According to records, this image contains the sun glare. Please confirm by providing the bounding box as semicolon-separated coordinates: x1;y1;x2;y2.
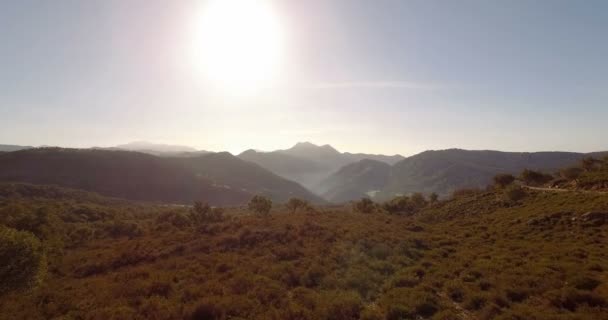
193;0;285;94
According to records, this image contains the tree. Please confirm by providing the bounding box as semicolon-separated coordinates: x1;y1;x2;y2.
410;193;428;209
190;201;211;224
248;195;272;215
0;226;46;296
286;198;308;214
493;173;516;188
382;193;429;215
560;167;583;181
581;157;600;172
429;193;439;203
354;198;376;214
520;169;553;186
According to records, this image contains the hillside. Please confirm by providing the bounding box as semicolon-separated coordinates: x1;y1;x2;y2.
239;142;404;192
172;152;325;204
319;159;391;203
320;149;605;202
384;149;598;198
1;177;606;319
0;148;321;205
239;149;329;190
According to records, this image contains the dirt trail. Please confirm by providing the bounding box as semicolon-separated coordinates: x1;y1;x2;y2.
523;186;608;194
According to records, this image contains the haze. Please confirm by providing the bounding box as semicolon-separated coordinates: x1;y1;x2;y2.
1;0;607;155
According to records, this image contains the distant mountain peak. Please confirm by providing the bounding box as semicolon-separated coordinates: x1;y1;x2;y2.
292;141;319;148
289;142;340;153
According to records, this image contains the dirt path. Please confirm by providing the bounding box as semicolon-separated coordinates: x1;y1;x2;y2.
523;185;608;194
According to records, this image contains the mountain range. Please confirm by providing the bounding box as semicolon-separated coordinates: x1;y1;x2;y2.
0;141;605;204
239;142;404;191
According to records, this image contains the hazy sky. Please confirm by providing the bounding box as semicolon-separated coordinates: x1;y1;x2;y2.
1;0;607;156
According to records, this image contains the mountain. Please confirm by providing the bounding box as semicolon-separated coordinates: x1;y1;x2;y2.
238;142;404;192
320;149;607;202
0;144;33;152
109;141;211;157
319;159;391;203
383;149;592;197
115;141;198;153
0;148;322;205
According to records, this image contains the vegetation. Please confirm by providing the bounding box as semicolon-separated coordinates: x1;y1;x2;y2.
493;173;515;188
286;198;310;214
1;157;608;319
248;195;273;215
0;225;46;296
520;169;553;186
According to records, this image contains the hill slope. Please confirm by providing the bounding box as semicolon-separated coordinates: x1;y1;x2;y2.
319;159;391;203
0;148;321;205
172;152;325;204
320;149;606;202
384;149;593;197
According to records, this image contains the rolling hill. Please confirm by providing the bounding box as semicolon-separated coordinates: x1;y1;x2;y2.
0;148;322;205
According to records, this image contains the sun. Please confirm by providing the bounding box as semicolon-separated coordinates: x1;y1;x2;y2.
193;0;285;94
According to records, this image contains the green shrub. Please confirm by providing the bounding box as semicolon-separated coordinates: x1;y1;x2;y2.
286;198;309;214
0;226;46;295
503;185;527;202
520;169;553;186
354;198;377;214
493;173;516;188
248;195;272;215
561;167;584;180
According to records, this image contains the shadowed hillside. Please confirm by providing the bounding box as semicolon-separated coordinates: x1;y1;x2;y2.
319;159;391;203
0;148;322;205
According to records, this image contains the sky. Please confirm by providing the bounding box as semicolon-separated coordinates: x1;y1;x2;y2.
1;0;607;156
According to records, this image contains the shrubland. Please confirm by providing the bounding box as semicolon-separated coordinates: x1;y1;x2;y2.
1;160;607;320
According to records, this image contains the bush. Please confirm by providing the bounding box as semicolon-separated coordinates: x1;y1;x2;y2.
248;195;272;215
190;302;222;320
316;291;362;320
354;198;376;214
286;198;309;214
520;169;553;186
503;185;527;202
451;188;482;199
0;226;46;296
383;194;427;215
560;167;584;180
571;276;601;291
493;173;516;188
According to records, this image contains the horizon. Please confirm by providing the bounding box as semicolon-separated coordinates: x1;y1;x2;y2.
2;0;608;155
2;140;606;157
